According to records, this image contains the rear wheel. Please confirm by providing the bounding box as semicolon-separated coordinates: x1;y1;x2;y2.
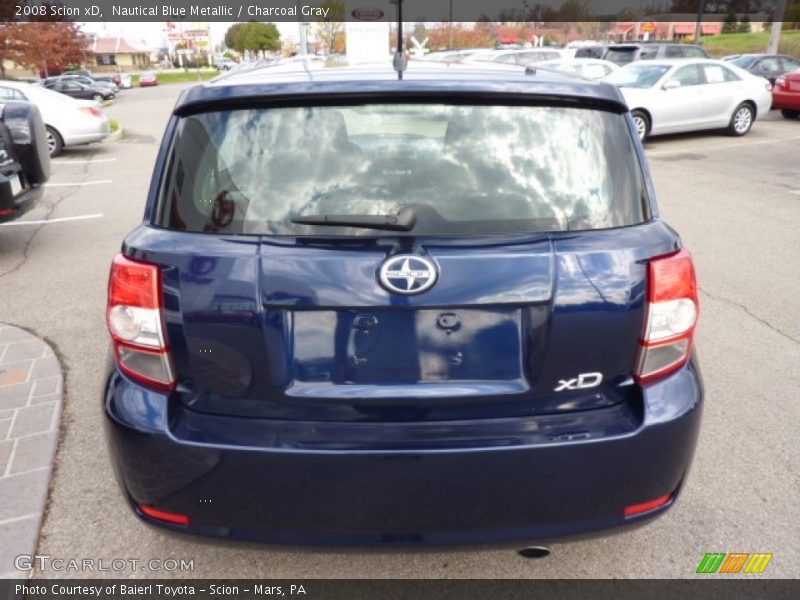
45;126;63;158
631;110;650;142
727;103;754;136
781;109;800;119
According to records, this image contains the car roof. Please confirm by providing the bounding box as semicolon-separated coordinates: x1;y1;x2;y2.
175;61;627;115
622;58;725;68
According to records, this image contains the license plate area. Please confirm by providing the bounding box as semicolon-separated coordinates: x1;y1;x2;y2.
292;308;522;384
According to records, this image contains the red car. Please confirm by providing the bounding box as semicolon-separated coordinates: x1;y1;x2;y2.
138;72;159;87
773;69;800;119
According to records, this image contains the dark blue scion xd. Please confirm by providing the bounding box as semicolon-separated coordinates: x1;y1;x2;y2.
104;64;703;547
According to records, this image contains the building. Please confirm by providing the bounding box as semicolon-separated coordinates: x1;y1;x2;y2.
89;36;150;70
610;15;768;42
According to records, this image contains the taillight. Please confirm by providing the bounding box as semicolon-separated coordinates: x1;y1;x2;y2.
775;76;786;89
107;254;175;391
635;249;699;384
80;106;102;118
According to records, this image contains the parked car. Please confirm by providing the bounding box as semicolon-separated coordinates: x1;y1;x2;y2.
104;62;703;547
138;71;158;87
772;69;800;119
214;58;238;71
606;59;772;141
0;81;110;156
587;43;709;66
43;79;116;102
465;48;566;67
724;54;800;85
536;58;621;80
45;75;118;94
118;74;133;89
0;101;49;223
91;75;122;93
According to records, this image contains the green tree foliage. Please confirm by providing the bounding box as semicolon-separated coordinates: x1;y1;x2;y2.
224;23;246;51
224;22;280;54
737;14;752;34
722;10;738;34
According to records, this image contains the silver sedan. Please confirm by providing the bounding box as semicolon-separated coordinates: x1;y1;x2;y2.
605;58;773;141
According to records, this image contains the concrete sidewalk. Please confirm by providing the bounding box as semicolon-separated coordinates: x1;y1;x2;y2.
0;325;63;578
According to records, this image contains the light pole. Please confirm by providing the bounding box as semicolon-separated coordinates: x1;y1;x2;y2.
768;0;787;54
694;0;706;44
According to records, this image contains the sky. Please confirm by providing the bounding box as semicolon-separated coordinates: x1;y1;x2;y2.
78;22;306;50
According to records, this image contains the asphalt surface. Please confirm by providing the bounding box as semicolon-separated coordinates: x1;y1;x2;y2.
1;83;798;578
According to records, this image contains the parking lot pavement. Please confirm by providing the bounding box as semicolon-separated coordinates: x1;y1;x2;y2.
0;85;798;578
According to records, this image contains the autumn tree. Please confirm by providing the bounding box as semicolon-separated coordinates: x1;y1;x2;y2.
1;21;86;77
316;0;346;54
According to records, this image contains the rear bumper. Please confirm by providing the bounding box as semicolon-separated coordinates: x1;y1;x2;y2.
104;359;703;547
771;90;800;111
0;183;42;223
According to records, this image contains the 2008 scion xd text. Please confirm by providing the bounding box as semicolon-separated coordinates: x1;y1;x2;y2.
104;62;703;546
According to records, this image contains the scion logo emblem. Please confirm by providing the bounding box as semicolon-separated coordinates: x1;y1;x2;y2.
554;372;603;392
379;255;438;295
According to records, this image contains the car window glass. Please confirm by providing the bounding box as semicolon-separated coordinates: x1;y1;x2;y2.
781;57;800;71
0;86;25;100
758;57;781;73
664;46;683;58
703;65;726;83
683;47;706;58
157;104;647;236
722;66;741;81
669;65;704;86
638;47;658;59
493;54;517;64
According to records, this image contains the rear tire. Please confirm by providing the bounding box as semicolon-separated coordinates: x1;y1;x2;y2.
631;110;650;142
727;103;754;136
781;109;800;119
45;126;63;158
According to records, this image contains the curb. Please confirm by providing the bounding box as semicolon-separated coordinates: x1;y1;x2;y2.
0;325;64;579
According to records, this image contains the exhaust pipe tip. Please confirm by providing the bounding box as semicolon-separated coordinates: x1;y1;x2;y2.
517;546;551;559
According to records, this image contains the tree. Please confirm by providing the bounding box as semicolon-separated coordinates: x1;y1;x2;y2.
722;9;738;33
737;14;752;33
224;23;246;51
242;22;281;53
316;0;346;54
1;21;86;77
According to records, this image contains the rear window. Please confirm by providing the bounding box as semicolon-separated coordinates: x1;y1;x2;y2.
156;103;647;237
605;47;638;65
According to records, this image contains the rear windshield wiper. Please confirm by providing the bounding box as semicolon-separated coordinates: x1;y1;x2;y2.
291;206;416;232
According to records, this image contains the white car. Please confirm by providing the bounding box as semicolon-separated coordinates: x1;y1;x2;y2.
537;58;620;80
0;80;110;156
464;48;566;67
605;59;773;141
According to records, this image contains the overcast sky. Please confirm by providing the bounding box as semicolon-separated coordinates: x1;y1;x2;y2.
79;22;305;50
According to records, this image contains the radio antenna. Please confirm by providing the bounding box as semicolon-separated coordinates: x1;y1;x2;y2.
392;0;407;80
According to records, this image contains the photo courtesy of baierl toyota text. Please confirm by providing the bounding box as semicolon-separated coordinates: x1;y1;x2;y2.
1;0;799;598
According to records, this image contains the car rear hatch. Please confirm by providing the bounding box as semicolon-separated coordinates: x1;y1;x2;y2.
119;93;681;424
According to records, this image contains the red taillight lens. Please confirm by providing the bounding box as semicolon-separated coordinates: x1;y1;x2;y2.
624;493;673;517
775;76;786;89
80;106;102;118
636;249;699;384
138;504;190;525
107;254;175;391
